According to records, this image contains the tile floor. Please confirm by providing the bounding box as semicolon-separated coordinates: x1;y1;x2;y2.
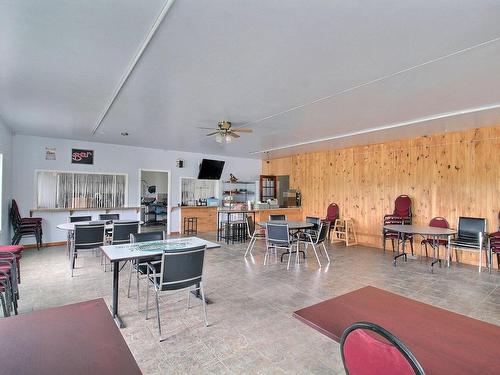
16;234;500;374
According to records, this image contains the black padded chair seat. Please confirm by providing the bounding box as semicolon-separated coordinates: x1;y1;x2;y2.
449;238;482;249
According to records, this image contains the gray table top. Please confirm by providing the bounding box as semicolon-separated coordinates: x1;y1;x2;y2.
100;236;220;262
384;224;456;236
258;221;314;230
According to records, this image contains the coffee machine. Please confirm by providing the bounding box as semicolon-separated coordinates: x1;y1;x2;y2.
283;190;301;207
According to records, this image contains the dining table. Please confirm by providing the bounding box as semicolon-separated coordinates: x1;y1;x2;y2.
100;236;220;328
258;220;315;261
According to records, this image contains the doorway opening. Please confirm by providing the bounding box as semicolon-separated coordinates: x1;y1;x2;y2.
139;169;171;234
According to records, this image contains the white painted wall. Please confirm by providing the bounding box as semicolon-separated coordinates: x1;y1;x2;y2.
12;134;261;243
141;170;169;195
0;119;13;244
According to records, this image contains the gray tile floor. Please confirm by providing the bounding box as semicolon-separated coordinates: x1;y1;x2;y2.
16;235;500;374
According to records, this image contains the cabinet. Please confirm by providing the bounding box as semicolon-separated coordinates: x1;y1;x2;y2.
259;175;277;202
222;181;257;209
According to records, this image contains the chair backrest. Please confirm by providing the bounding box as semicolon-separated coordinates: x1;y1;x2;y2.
158;245;206;291
246;215;256;237
429;217;449;229
99;213;120;221
326;203;339;222
316;222;330;244
269;214;287;221
305;216;321;231
74;223;105;250
457;217;486;241
266;223;290;245
394;195;412;218
69;215;92;223
340;322;425;375
11;199;22;222
111;220;139;244
130;231;165;243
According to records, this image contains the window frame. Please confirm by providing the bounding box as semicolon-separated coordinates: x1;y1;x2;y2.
34;169;129;209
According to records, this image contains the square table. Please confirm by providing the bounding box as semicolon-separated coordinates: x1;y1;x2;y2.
101;236;220;328
0;299;141;375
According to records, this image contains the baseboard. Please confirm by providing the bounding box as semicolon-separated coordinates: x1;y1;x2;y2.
23;241;66;249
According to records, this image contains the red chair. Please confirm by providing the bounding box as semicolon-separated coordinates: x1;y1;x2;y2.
489;211;500;273
382;195;413;254
340;321;425;375
0;245;23;283
0;250;20;316
421;217;449;258
325;203;339;239
10;199;43;250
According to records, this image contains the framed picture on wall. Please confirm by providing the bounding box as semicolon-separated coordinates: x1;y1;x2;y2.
71;149;94;164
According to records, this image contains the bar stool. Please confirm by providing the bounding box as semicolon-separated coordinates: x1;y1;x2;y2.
183;217;198;235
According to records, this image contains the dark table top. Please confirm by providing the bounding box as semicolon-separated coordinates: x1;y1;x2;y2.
383;224;456;236
0;299;142;375
257;221;314;230
294;286;500;375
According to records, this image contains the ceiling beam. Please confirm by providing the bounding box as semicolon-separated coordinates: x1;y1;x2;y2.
91;0;177;135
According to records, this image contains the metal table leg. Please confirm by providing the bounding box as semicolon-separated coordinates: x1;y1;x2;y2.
111;260;124;328
393;232;407;266
191;282;212;304
430;235;442;273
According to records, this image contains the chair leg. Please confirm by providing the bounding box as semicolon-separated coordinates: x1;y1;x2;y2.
200;282;208;327
409;237;414;256
391;239;395;252
311;242;321;267
322;242;331;263
244;236;255;257
145;280;150;320
0;293;8;317
287;246;292;270
155;290;161;337
187;287;191;310
136;269;141;312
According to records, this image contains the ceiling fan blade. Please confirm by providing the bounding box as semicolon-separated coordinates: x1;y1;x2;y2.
197;126;216;130
205;132;219;136
232;128;253;133
229;131;240;138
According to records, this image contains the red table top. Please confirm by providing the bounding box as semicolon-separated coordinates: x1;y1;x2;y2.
294;286;500;375
0;299;141;375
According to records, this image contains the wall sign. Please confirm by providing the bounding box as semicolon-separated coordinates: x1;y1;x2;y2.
71;149;94;164
45;147;56;160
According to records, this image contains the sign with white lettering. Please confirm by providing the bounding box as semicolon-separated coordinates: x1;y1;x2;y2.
71;149;94;164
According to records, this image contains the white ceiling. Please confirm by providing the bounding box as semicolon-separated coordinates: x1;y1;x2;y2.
1;0;500;159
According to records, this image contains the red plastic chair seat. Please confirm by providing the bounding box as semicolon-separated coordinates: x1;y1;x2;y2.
343;329;415;375
0;245;24;253
20;217;42;224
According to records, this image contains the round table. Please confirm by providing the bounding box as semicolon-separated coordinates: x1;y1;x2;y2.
383;224;457;272
57;221;112;231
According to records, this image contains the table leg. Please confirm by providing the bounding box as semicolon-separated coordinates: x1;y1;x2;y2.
430;235;442;273
191;282;212;304
111;261;124;328
393;232;407;266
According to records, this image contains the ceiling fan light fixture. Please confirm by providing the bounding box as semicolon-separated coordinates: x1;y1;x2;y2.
225;134;232;143
215;133;223;143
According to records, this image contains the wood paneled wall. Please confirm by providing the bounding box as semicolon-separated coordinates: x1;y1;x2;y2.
263;126;500;267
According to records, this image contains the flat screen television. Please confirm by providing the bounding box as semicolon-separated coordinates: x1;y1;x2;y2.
197;159;225;180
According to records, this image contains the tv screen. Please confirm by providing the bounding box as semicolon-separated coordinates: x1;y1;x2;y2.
197;159;225;180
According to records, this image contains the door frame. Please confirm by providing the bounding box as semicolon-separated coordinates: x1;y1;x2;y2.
138;169;172;235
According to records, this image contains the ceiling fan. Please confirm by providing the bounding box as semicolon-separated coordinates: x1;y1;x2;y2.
199;121;252;143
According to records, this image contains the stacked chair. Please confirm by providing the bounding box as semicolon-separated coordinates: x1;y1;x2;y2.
489;211;500;273
0;245;23;317
382;195;414;254
10;199;43;250
325;203;339;239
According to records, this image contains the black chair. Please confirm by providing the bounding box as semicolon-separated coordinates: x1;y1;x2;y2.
69;216;92;223
127;231;165;309
244;215;266;257
10;199;42;250
265;223;301;269
269;214;287;221
71;223;105;277
340;321;425;375
449;217;487;271
99;213;120;222
305;216;321;234
145;245;208;340
111;220;140;245
299;221;331;267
